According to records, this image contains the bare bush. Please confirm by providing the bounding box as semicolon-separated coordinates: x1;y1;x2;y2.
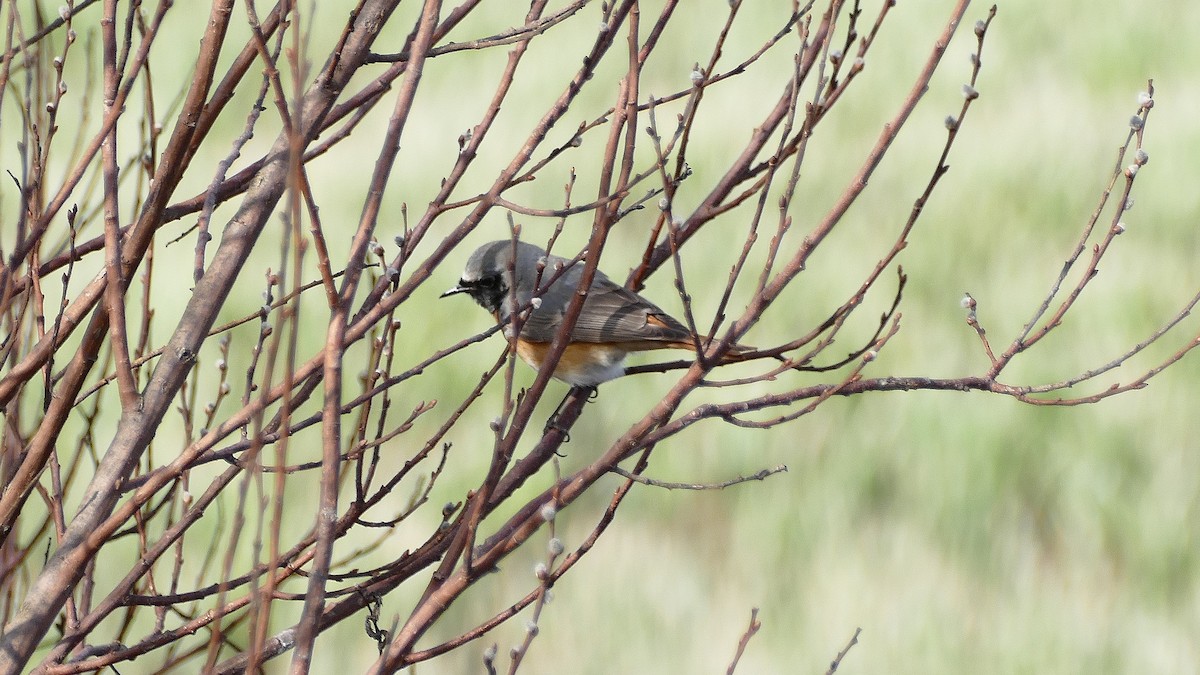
0;1;1193;673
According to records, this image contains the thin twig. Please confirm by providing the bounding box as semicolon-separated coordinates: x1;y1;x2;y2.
726;608;762;675
609;465;787;491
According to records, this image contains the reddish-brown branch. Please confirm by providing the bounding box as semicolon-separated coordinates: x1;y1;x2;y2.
726;608;763;675
100;0;139;409
294;1;442;671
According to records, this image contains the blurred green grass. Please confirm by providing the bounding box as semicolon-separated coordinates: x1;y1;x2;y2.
10;0;1200;672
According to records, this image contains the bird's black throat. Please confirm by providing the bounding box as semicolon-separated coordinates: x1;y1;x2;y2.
459;273;506;314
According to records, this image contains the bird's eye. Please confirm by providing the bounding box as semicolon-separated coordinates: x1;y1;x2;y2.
478;275;499;289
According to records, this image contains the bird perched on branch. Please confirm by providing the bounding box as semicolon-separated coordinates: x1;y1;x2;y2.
442;240;744;386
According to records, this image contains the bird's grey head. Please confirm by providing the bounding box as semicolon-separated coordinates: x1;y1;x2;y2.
440;240;549;318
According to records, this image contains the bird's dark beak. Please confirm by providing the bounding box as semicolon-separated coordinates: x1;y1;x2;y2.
440;283;468;299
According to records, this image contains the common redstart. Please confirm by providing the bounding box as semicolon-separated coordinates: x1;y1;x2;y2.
442;240;731;386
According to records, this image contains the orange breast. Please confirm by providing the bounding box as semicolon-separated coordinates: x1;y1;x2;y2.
511;332;700;386
514;340;630;386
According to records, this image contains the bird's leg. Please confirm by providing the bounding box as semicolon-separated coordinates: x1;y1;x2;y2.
543;392;572;441
542;385;598;442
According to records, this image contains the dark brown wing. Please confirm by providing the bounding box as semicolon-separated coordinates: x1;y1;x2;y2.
571;279;691;344
519;273;690;345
